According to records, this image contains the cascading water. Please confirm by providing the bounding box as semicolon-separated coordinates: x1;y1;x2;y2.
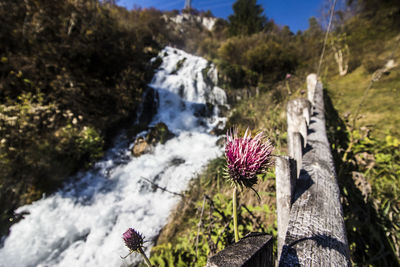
0;47;228;267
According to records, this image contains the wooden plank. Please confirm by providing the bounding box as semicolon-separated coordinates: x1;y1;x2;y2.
206;234;273;267
275;156;297;260
292;132;303;178
287;98;310;178
287;98;311;157
307;73;317;105
279;78;350;266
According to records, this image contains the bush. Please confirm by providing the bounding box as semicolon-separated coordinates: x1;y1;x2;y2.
216;33;298;88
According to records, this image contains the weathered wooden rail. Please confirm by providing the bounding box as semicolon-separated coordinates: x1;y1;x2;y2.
276;74;350;266
206;233;273;267
205;74;350;266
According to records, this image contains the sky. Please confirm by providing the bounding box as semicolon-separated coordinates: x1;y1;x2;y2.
118;0;325;32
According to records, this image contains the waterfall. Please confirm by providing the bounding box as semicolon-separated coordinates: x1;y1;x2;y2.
0;47;228;267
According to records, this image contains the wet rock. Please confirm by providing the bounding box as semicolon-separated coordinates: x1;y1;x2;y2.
192;103;214;118
170;57;186;75
170;157;185;166
151;56;163;69
132;122;175;157
132;137;152;157
217;105;229;117
216;136;226;148
210;121;226;136
138;87;159;127
146;122;175;145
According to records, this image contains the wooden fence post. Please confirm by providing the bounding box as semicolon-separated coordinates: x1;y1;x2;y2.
287;98;311;177
275;156;297;260
307;73;317;105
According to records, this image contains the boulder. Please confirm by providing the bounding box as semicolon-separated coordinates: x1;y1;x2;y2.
146;122;175;145
132;122;175;157
132;137;151;157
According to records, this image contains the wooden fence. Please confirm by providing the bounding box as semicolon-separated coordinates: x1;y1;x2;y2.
206;74;350;266
276;74;350;266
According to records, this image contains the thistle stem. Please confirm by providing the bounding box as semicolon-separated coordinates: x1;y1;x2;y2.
139;247;152;267
233;185;239;243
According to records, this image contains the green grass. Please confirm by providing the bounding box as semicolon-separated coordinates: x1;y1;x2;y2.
323;36;400;265
325;48;400;139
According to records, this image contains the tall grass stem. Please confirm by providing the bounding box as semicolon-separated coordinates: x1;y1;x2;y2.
139;247;152;267
233;185;239;243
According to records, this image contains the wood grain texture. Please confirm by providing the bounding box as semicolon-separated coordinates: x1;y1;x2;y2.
275;156;297;260
287;98;311;159
279;79;351;266
206;233;273;267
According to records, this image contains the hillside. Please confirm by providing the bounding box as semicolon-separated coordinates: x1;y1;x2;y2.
148;1;400;266
0;0;399;266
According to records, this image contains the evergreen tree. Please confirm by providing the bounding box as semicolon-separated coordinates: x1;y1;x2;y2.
228;0;267;36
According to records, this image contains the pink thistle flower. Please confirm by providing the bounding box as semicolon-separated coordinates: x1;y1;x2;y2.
225;128;274;187
122;228;144;252
286;73;292;79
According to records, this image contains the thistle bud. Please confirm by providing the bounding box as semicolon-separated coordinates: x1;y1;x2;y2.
122;228;144;252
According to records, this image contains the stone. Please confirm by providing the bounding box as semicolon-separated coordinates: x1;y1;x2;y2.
169;157;185;166
131;122;175;157
146;122;175;145
132;137;151;157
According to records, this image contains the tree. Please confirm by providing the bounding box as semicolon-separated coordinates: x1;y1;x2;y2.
228;0;267;36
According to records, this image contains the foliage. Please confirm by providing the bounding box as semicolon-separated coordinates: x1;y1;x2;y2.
228;0;267;36
150;185;276;266
0;0;170;233
351;132;400;262
324;85;400;266
215;33;299;89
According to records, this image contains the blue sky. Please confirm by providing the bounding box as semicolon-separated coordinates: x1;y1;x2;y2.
118;0;324;32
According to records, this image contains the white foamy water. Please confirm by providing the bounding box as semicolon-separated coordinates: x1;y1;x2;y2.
0;47;228;267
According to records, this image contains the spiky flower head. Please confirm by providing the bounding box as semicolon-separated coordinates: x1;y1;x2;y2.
225;128;274;188
122;228;144;252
